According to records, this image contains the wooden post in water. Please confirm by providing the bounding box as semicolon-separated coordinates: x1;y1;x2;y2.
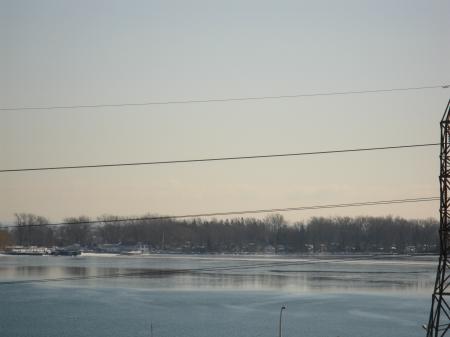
278;305;286;337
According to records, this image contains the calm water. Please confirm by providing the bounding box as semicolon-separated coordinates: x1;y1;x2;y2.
0;254;438;337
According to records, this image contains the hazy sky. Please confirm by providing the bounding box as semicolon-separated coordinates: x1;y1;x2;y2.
1;0;450;224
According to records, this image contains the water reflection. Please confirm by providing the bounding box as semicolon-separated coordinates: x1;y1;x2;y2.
0;255;436;294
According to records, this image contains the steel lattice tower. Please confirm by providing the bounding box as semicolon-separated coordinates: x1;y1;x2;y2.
427;100;450;337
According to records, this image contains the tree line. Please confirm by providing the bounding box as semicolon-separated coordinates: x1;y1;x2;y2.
0;213;439;253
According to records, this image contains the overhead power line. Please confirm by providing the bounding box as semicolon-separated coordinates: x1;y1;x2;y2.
1;84;448;111
0;142;439;173
1;197;439;230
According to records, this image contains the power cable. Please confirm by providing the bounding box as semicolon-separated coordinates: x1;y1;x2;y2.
1;85;448;111
0;197;439;230
0;142;439;173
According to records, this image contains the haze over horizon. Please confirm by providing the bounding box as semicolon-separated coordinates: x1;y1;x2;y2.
1;0;450;224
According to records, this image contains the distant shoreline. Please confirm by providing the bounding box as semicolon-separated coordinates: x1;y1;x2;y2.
0;251;439;259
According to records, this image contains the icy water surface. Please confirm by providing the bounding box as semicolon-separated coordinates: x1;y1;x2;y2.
0;254;438;337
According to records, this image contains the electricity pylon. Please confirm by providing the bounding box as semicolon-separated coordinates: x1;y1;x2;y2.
427;100;450;337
